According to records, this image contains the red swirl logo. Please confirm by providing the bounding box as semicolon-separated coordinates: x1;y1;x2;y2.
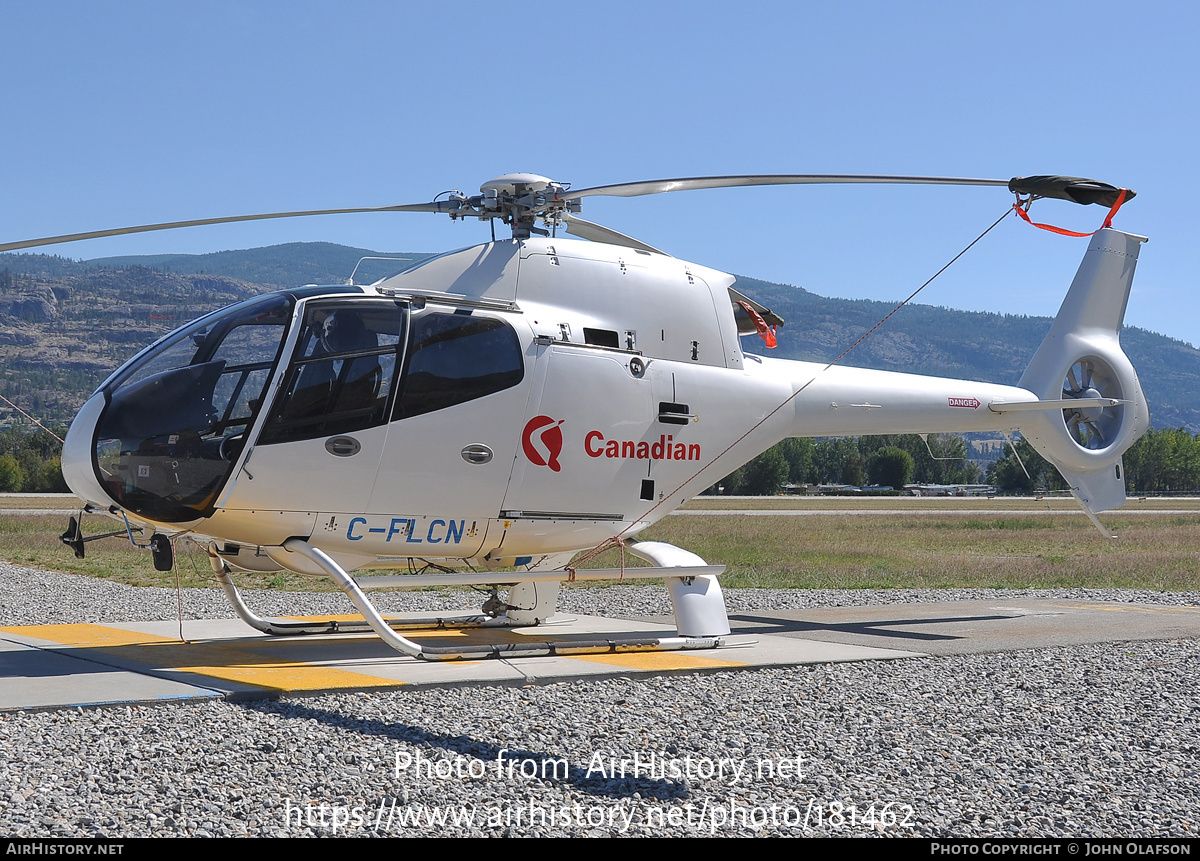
522;415;564;472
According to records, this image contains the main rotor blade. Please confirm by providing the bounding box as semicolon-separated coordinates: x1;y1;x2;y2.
561;214;665;254
0;201;454;254
561;174;1011;202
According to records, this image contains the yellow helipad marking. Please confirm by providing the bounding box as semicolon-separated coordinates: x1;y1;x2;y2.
1;623;175;647
2;623;403;692
1;622;744;685
169;644;403;691
569;652;746;670
258;628;475;641
1058;604;1200;615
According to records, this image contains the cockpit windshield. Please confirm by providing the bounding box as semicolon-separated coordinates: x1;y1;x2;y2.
93;293;294;522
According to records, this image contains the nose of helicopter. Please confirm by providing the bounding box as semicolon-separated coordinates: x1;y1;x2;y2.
57;291;300;525
61;392;113;510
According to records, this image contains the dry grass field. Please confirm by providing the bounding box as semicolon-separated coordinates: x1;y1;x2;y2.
2;494;1199;592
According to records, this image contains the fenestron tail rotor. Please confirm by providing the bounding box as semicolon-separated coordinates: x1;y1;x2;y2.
1061;357;1124;451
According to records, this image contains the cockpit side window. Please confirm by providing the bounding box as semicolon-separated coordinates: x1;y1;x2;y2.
394;311;524;420
257;301;404;445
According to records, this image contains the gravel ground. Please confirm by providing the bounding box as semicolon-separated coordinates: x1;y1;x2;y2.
1;561;1198;838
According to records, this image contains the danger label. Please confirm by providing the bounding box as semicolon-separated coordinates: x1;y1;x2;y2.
948;397;981;409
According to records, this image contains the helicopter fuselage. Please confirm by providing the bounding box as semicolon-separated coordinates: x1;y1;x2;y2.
61;235;1126;575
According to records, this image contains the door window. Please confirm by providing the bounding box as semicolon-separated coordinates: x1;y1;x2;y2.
394;311;524;420
258;301;404;445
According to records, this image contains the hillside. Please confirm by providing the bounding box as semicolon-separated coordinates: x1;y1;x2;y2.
1;243;1198;431
86;242;432;291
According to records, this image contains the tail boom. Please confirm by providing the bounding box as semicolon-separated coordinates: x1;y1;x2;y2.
752;229;1148;515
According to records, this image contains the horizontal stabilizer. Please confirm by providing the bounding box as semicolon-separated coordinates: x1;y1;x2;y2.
990;397;1126;414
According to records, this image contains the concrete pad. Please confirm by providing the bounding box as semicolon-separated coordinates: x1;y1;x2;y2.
722;598;1200;656
7;598;1198;712
0;611;921;712
0;633;222;712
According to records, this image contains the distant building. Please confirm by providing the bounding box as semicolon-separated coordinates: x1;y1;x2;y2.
903;483;995;497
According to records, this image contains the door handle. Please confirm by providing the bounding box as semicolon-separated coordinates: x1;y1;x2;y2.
461;444;494;465
325;436;361;457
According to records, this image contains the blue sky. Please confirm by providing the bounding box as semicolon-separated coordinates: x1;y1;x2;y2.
3;1;1197;346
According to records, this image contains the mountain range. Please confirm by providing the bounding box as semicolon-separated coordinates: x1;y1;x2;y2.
2;241;1198;432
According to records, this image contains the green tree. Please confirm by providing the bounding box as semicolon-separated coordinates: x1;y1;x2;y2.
777;437;815;484
0;453;25;492
813;438;864;486
39;456;69;492
990;451;1034;493
0;425;70;491
866;446;913;489
742;448;789;495
1123;427;1200;492
716;465;745;495
987;437;1060;492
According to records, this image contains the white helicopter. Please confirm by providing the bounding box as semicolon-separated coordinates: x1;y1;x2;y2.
2;173;1147;660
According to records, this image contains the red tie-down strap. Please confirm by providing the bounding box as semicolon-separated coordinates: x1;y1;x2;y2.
1013;188;1129;237
737;301;777;348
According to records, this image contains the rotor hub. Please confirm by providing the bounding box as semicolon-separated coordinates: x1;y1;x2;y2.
480;173;556;196
1078;386;1104;422
1061;358;1123;451
446;174;579;239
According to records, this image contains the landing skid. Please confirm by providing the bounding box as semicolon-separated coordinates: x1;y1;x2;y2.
207;539;734;661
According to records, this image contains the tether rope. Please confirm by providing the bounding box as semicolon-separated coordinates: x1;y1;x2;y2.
0;392;65;443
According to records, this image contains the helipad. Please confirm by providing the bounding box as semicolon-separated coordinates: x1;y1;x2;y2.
3;598;1198;712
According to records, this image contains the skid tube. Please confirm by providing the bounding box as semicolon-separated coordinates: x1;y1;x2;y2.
210;540;729;660
209;544;507;636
